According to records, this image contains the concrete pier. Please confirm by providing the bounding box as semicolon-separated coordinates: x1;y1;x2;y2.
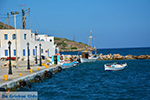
0;61;60;90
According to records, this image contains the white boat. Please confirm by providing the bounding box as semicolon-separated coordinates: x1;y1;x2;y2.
80;56;99;63
104;63;127;71
80;50;99;63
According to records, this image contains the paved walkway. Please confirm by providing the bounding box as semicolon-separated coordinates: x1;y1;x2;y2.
0;60;55;85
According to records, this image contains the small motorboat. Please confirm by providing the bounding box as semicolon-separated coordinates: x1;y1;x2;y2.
104;63;127;71
62;61;79;69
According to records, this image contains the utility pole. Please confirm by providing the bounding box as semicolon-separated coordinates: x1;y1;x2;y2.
28;8;31;29
7;13;9;29
3;13;9;29
20;4;26;29
73;34;75;41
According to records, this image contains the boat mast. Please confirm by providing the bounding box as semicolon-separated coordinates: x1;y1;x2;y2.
89;30;93;48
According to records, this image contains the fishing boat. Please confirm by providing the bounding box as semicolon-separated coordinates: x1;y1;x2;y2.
104;63;127;71
61;61;78;69
80;50;99;63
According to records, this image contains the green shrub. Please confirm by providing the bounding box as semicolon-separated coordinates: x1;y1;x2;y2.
71;47;77;49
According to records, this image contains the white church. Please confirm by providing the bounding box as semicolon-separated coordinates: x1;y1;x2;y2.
0;29;58;60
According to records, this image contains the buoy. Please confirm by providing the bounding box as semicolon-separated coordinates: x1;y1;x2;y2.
58;66;62;72
3;75;8;81
29;69;33;73
19;73;22;76
34;75;41;82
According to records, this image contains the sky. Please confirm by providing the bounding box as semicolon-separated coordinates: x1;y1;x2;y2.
0;0;150;49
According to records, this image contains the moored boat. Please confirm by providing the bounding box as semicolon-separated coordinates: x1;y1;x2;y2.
62;61;78;69
104;63;127;71
80;50;98;63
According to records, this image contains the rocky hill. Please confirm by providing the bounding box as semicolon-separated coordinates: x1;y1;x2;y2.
54;37;96;52
0;22;14;29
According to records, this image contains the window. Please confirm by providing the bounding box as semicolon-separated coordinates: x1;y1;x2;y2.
5;50;8;56
4;34;8;40
23;49;25;56
41;39;44;41
24;34;26;40
14;50;16;56
33;49;35;56
12;34;16;40
50;39;52;42
31;34;32;38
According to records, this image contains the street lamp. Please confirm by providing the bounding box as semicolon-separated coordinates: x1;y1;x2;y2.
39;44;42;66
11;11;19;67
35;46;38;64
8;41;12;74
27;42;30;69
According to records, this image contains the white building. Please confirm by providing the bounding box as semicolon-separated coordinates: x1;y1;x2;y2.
0;29;58;60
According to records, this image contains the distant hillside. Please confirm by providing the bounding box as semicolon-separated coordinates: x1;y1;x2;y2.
54;37;96;52
0;22;14;29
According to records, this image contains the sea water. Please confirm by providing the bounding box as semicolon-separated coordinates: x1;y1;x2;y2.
18;48;150;100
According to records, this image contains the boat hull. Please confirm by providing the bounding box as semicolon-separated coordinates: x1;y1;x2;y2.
104;63;127;71
62;61;78;69
80;57;98;63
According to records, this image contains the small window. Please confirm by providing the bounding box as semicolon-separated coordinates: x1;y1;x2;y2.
50;39;52;42
12;34;16;40
4;34;8;40
33;49;35;56
24;34;26;40
31;34;32;38
5;50;8;56
14;50;16;56
41;39;44;41
23;49;25;56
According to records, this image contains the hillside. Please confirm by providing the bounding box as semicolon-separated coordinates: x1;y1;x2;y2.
0;22;14;29
54;37;96;52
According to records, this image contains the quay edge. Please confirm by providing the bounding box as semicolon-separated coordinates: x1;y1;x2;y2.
0;65;61;90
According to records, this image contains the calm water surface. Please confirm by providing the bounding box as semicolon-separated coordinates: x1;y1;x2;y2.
19;60;150;100
18;48;150;100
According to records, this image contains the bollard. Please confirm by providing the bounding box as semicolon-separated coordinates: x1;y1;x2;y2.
3;75;8;81
19;73;22;76
38;68;40;70
42;63;48;68
29;69;33;73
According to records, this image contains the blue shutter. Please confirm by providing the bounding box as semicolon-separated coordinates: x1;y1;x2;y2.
23;49;25;56
5;50;8;56
33;49;35;56
14;50;16;56
24;34;26;40
4;34;8;40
